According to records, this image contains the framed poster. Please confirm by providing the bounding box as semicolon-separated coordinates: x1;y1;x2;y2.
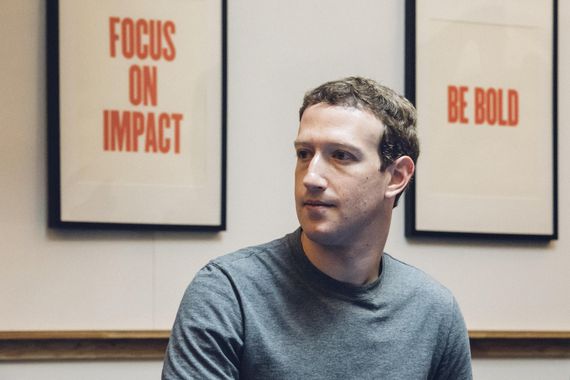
47;0;227;230
405;0;557;239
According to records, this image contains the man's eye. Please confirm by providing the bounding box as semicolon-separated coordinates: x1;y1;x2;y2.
332;150;354;161
296;150;311;160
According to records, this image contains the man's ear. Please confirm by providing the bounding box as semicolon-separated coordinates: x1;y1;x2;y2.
385;156;415;199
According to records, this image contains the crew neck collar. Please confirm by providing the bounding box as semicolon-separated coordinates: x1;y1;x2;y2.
287;228;389;301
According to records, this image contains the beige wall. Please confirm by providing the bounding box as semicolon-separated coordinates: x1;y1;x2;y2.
1;0;568;378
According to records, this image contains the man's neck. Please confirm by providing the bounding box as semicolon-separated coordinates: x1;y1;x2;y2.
300;232;387;286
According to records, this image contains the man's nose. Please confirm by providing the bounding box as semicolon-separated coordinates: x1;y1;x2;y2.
303;154;327;191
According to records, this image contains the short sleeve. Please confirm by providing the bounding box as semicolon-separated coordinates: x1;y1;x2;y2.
162;263;244;379
434;298;473;380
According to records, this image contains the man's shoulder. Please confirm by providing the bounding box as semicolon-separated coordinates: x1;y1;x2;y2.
383;253;455;306
206;231;295;276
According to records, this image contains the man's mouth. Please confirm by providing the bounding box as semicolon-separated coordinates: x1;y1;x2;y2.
304;200;334;207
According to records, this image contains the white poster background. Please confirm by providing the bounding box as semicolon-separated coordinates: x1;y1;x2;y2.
415;0;554;235
59;0;223;226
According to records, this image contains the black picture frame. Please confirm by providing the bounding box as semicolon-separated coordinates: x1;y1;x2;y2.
47;0;227;231
405;0;558;240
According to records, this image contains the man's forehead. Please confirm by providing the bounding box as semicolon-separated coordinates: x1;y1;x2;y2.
300;103;384;127
297;104;384;138
295;110;384;154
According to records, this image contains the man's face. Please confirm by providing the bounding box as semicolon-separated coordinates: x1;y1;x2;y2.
294;103;392;248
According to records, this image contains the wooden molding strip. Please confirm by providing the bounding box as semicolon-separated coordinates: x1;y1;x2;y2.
0;330;171;341
469;330;570;339
0;330;171;361
469;330;570;359
0;330;568;361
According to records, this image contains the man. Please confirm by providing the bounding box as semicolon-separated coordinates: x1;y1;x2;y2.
162;77;472;379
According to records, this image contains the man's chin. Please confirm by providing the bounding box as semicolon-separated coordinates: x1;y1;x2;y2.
300;225;340;246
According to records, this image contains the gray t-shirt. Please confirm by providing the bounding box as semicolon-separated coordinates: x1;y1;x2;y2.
163;229;472;379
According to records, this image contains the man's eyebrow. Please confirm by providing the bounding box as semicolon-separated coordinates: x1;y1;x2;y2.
293;140;362;152
294;140;315;149
293;141;307;148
